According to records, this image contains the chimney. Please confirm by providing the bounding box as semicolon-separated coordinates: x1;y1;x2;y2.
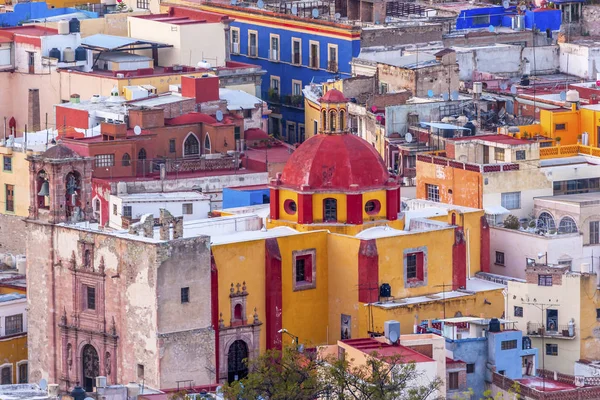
181;74;220;104
28;89;41;131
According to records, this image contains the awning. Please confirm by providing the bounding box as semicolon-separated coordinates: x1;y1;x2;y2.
484;205;510;215
80;34;173;52
420;122;472;130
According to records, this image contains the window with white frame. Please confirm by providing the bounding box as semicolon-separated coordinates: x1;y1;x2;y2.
309;41;319;69
5;314;23;335
292;38;302;65
270;34;280;61
292;80;302;96
248;31;258;57
558;217;578;234
327;44;338;72
591;221;600;244
501;192;521;210
426;184;440;202
95;154;115;167
231;28;240;54
17;362;27;383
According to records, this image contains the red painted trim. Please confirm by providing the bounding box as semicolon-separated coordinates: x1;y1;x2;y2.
269;188;279;220
346;193;363;224
14;36;41;47
265;238;282;350
452;228;467;290
210;252;219;383
480;216;491;273
386;188;400;221
358;240;379;303
298;193;313;224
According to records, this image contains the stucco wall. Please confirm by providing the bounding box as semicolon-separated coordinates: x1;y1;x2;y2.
446;339;488;399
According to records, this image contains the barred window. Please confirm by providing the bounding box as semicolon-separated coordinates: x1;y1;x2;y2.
5;314;23;335
514;306;523;317
501;340;517;350
501;192;521;210
426;184;440;202
136;0;149;9
95;154;114;167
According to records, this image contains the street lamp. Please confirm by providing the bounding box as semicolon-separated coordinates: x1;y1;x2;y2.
537;252;548;266
278;328;300;350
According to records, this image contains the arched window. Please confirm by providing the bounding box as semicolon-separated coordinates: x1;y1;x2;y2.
138;148;147;160
204;134;211;154
184;133;200;157
234;304;243;320
329;110;337;132
321;110;327;132
558;216;578;234
538;212;556;232
84;249;91;267
339;109;346;130
323;198;337;222
121;153;131;167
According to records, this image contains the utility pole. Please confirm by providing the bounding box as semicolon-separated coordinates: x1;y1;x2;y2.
523;301;558;392
434;283;453;319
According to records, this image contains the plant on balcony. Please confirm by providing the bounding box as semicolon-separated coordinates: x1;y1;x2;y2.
555;136;562;145
282;94;292;105
504;215;520;230
268;88;280;103
522;131;530;139
291;95;304;107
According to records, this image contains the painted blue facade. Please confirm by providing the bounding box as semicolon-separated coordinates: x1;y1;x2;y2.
445;337;488;399
0;2;98;27
229;15;360;143
456;6;560;32
222;187;270;209
487;330;538;379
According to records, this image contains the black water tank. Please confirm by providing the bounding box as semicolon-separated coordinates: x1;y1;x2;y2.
71;386;86;400
463;121;476;136
379;283;391;298
49;47;61;61
75;46;87;61
489;318;501;333
520;75;530;86
69;17;80;33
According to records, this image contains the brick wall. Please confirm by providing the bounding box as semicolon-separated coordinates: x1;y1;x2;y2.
0;213;27;255
444;30;533;47
583;5;600;37
525;266;568;285
361;24;443;47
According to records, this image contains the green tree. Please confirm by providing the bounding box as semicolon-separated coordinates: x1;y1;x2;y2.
222;346;442;400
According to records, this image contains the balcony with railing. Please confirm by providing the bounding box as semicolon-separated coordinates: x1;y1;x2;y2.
416;153;520;174
327;60;338;72
526;322;576;339
263;91;304;109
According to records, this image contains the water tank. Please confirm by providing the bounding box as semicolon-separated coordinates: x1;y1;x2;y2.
70;386;86;400
379;283;391;298
126;382;140;398
488;318;501;333
472;82;483;94
16;255;26;276
48;384;59;397
3;253;15;268
75;46;87;61
196;60;211;69
520;75;530;86
568;319;575;337
566;89;580;103
49;48;61;61
69;17;81;33
63;47;75;63
58;20;69;35
581;263;590;273
96;376;107;388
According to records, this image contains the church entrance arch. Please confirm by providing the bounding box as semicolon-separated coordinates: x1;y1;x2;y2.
82;344;99;392
227;340;249;383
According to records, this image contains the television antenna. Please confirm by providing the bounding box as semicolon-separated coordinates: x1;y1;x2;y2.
216;110;224;122
133;125;142;135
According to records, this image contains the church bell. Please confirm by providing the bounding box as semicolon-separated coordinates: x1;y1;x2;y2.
38;180;50;197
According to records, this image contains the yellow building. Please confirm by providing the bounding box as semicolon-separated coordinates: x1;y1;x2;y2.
0;275;28;385
507;264;600;375
0;147;38;218
211;104;505;383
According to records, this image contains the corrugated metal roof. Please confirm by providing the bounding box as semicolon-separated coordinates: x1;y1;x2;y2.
81;34;171;51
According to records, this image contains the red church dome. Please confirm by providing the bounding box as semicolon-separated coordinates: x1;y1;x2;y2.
319;89;348;103
280;134;393;191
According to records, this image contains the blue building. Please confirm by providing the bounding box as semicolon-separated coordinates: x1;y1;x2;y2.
222;186;270;209
0;2;98;27
421;317;538;399
456;5;560;33
201;3;361;144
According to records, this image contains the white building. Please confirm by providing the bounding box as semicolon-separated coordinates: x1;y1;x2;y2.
109;190;211;229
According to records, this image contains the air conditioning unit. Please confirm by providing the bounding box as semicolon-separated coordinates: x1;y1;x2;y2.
232;43;240;54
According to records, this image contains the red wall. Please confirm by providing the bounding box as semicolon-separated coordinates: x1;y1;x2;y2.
452;227;467;290
358;239;379;303
480;216;490;273
91;178;111;226
181;75;220;104
56;106;89;129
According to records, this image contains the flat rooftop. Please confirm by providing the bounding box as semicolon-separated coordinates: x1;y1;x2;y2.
517;377;577;392
535;192;600;205
0;293;25;303
0;25;58;38
0;384;49;400
448;134;529;146
117;191;210;202
342;338;434;363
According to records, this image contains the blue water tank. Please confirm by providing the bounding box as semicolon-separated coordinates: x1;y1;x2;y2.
70;386;86;400
69;17;80;33
75;46;87;61
49;47;61;61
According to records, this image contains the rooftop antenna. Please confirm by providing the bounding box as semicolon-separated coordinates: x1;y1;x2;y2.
133;125;142;135
312;8;319;18
216;110;224;122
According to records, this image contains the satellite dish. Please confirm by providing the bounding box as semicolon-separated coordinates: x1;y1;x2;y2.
451;91;459;100
488;25;495;32
389;330;399;343
334;12;341;19
385;16;392;23
291;4;297;15
502;0;510;8
442;93;449;101
559;91;567;101
405;132;413;143
312;8;319;18
427;89;434;98
257;0;264;8
85;398;95;400
510;85;518;94
216;110;224;122
500;82;508;90
231;0;237;5
520;4;526;11
133;125;142;135
39;379;48;390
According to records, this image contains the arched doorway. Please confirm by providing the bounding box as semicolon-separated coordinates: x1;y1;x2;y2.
227;340;248;383
82;344;99;392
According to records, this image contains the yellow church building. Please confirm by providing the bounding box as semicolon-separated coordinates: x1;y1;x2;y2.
211;89;505;382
